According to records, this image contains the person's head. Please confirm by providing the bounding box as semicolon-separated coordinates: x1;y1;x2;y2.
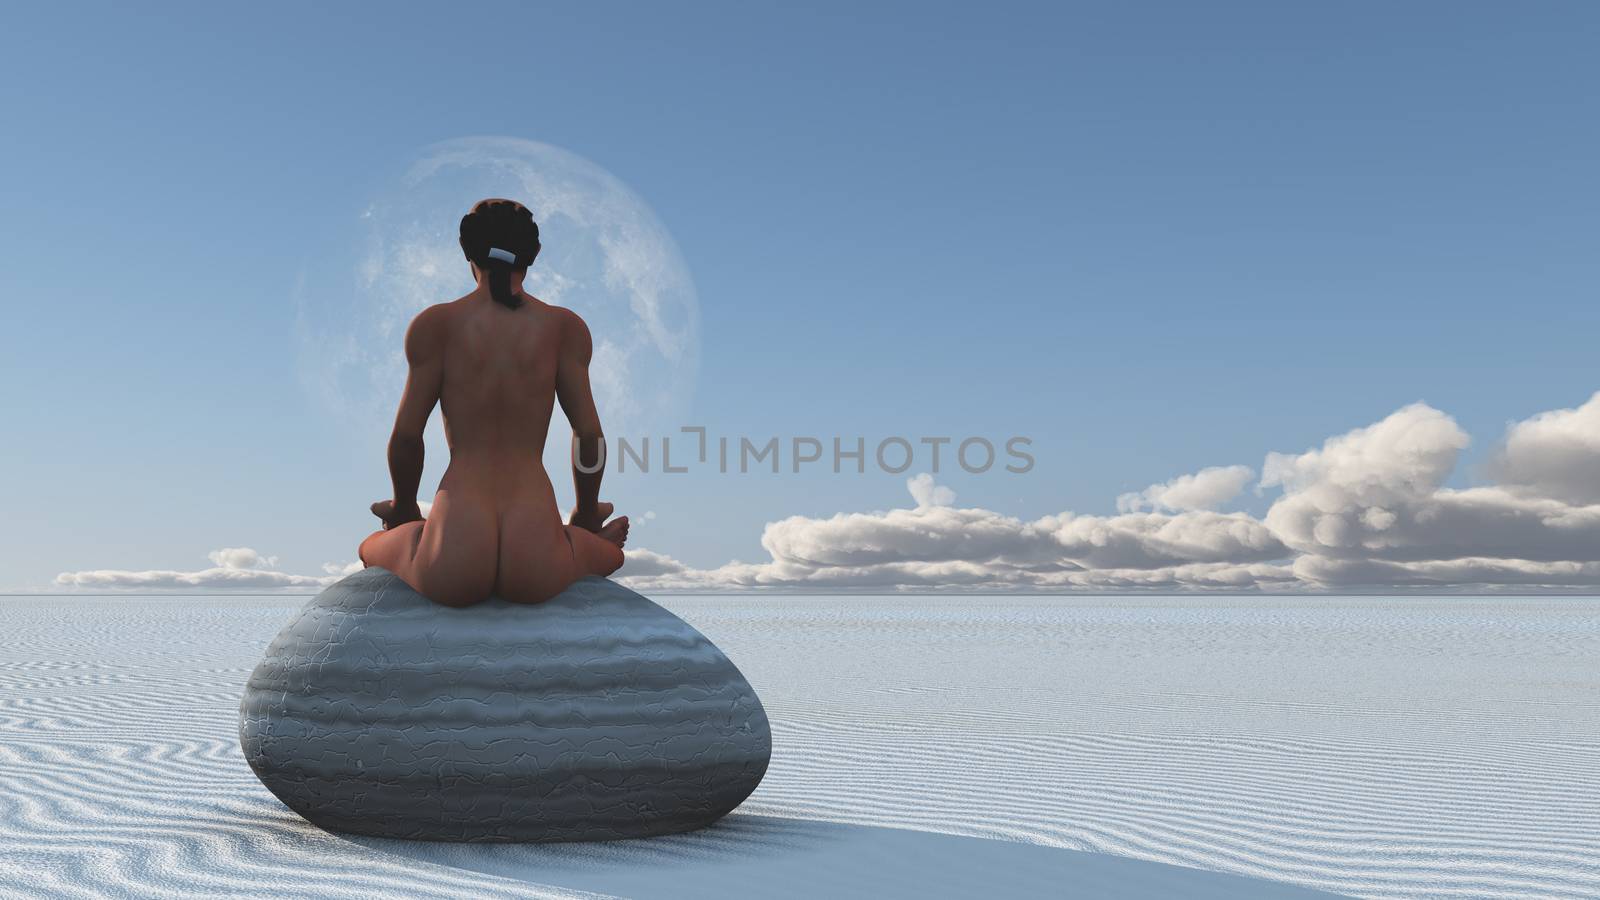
459;198;541;309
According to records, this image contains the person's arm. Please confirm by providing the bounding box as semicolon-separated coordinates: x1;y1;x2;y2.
371;308;444;529
554;309;607;532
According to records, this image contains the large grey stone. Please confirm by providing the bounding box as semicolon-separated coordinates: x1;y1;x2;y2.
239;567;771;842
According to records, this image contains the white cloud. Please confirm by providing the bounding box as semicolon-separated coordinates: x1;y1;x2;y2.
1261;403;1468;500
1261;402;1468;559
1261;403;1600;581
907;472;956;508
617;548;687;578
56;549;353;592
207;547;278;570
1040;510;1287;569
760;505;1060;569
1491;390;1600;505
1292;555;1600;589
1117;465;1254;513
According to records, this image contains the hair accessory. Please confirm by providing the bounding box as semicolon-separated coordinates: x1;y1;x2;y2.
486;247;517;264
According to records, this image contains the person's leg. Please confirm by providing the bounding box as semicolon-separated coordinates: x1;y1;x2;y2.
359;521;425;577
359;489;498;607
495;510;628;603
565;520;627;578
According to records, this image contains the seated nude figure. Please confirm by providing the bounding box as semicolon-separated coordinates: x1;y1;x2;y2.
359;198;628;607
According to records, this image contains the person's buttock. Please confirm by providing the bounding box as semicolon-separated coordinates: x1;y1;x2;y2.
430;457;574;604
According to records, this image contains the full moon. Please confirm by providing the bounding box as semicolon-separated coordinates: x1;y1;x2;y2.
295;136;701;483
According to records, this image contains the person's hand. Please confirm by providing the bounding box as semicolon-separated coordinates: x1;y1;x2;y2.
568;501;614;534
371;499;423;530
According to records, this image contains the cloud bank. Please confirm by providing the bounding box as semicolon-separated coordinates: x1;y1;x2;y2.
54;393;1600;593
55;551;358;592
618;393;1600;593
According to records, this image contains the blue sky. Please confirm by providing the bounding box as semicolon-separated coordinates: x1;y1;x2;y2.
5;3;1599;592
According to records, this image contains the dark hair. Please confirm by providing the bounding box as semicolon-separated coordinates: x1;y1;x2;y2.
459;198;541;309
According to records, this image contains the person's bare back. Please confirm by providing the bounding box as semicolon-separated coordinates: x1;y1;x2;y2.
358;199;628;607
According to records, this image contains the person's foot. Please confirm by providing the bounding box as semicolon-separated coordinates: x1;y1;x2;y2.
598;516;629;549
569;501;614;534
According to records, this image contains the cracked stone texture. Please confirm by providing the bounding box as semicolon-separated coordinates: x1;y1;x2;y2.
239;567;771;842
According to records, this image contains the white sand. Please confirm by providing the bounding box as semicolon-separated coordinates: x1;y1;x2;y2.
2;593;1596;898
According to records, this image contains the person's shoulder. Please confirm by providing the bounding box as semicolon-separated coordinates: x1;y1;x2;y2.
408;302;451;333
403;302;454;358
542;303;586;327
542;304;593;359
545;304;592;339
